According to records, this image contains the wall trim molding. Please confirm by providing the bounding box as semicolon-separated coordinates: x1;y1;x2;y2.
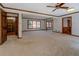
22;29;52;32
71;34;79;37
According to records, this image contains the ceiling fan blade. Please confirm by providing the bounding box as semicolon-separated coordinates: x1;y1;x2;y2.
59;3;65;7
52;9;56;12
60;7;69;9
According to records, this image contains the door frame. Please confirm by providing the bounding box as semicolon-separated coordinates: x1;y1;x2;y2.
62;16;72;35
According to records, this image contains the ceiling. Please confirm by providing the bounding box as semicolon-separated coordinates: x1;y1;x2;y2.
2;3;79;16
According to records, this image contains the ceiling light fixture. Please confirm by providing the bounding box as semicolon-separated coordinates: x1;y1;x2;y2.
67;8;75;12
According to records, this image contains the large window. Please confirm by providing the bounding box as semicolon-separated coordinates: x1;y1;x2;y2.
28;20;40;29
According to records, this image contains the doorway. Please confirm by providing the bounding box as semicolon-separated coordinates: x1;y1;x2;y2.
7;16;18;35
0;11;19;45
62;16;72;35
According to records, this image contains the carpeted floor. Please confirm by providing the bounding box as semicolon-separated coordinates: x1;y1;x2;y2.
0;31;79;56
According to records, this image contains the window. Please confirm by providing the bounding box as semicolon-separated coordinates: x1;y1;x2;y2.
28;20;40;29
29;21;33;28
47;21;52;28
33;21;36;28
37;21;40;28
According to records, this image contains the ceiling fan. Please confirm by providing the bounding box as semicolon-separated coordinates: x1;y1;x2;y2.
47;3;69;12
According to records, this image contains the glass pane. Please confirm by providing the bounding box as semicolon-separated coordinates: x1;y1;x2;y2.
33;21;36;28
29;25;32;28
29;21;32;25
29;21;33;28
47;22;51;28
63;19;68;27
37;21;40;28
49;22;51;27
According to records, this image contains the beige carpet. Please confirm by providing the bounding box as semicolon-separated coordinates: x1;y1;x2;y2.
0;31;79;56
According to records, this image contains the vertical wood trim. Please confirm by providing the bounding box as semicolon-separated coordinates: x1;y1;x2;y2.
62;18;63;33
0;9;1;44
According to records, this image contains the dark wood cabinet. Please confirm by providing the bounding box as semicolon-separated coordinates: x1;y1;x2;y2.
0;9;7;45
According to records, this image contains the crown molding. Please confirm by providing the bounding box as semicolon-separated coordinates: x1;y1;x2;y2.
58;11;79;17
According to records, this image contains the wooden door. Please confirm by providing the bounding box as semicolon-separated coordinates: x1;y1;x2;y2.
62;16;72;35
0;10;7;44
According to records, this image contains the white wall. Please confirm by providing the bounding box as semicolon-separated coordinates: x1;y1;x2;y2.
72;13;79;35
53;17;62;32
